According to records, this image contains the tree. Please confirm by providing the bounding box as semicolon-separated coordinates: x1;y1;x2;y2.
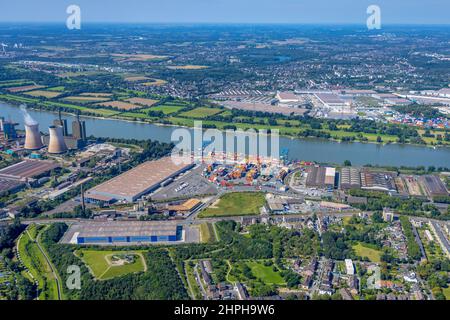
343;160;352;166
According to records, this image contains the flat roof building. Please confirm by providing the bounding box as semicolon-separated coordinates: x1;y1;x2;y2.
360;171;397;193
419;175;448;197
71;221;183;244
86;157;193;202
0;160;59;181
345;259;355;275
306;166;335;188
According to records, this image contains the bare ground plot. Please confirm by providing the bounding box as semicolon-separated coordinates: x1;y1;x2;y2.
62;96;111;103
125;97;159;107
6;84;45;93
220;100;307;116
96;100;141;110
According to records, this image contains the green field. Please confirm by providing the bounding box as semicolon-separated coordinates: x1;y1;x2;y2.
179;107;223;119
199;222;216;243
77;250;146;280
353;242;382;263
443;287;450;300
17;226;59;300
149;104;186;115
246;261;285;285
199;192;266;218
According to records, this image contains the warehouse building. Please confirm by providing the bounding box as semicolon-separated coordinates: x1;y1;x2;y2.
419;175;448;197
340;167;361;190
360;171;397;193
0;159;59;181
305;166;336;189
71;221;183;244
85;157;194;203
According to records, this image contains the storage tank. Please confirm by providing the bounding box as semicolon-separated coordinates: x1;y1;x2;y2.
48;125;67;154
24;124;43;150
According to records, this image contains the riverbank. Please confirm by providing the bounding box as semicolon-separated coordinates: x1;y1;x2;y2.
1;97;449;149
2;100;450;167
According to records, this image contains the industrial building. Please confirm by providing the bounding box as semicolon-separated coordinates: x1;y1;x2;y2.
69;221;183;244
0;159;59;181
305;166;336;188
167;198;202;215
360;171;397;193
418;175;448;197
47;125;68;154
24;123;43;150
42;111;87;151
86;157;194;203
0;177;25;195
0;117;18;140
340;167;361;190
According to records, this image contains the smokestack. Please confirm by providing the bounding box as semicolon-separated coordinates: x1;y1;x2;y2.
48;125;67;154
24;124;43;150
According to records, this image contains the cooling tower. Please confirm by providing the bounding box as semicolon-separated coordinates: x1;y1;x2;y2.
48;125;67;154
24;124;43;150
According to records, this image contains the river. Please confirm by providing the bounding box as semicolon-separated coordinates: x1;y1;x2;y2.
1;101;449;167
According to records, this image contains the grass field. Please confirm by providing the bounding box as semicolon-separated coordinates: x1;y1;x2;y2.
246;261;285;285
199;192;266;218
179;107;223;119
199;222;216;243
443;287;450;300
17;226;59;300
148;104;185;115
353;242;382;263
77;250;146;280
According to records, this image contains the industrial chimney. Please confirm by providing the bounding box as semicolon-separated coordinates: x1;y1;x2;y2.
24;123;43;150
48;125;67;154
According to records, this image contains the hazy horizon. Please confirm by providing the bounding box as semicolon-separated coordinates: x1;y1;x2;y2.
0;0;449;25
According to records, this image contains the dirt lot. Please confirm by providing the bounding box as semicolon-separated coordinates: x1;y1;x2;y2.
96;100;141;110
125;97;159;107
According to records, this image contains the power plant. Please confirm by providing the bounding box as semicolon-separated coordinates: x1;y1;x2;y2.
47;125;68;154
24;123;43;150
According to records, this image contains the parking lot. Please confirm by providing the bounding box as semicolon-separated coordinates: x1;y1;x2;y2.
151;166;218;201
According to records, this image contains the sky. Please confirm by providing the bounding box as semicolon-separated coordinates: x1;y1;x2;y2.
0;0;449;24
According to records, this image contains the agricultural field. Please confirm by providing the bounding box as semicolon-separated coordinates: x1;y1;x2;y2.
6;84;45;93
62;96;111;103
352;242;382;263
199;192;266;218
111;53;168;62
124;76;152;82
79;92;113;97
179;107;223;119
167;65;209;70
46;86;65;92
148;104;186;115
96;100;141;111
76;250;146;280
125;97;159;107
0;79;34;88
142;79;167;86
24;90;62;98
